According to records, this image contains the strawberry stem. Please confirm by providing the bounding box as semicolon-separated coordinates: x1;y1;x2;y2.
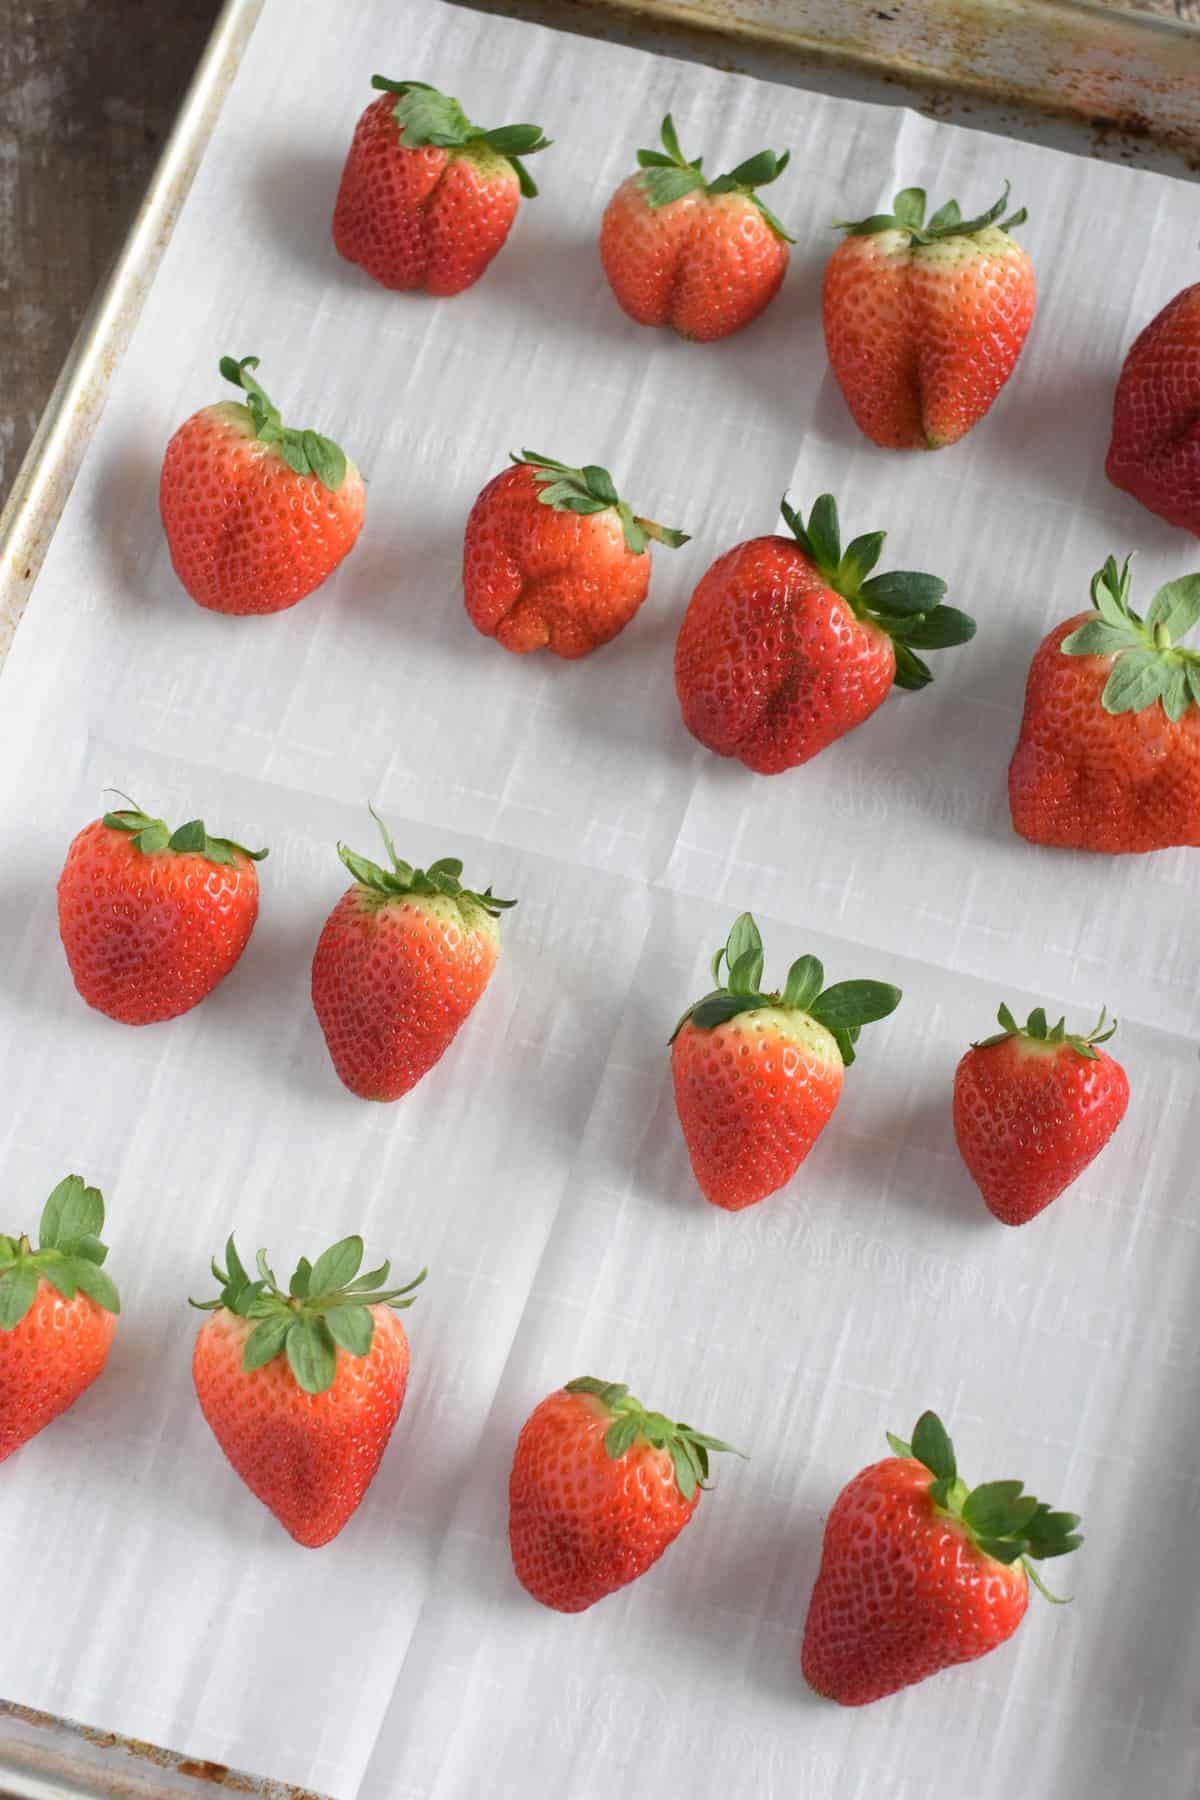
565;1376;745;1502
336;808;516;918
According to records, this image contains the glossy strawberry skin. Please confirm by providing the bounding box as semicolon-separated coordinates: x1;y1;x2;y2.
159;403;365;616
823;229;1035;450
509;1388;698;1612
802;1454;1029;1705
672;1007;844;1210
1106;283;1200;534
333;92;520;296
953;1035;1129;1226
0;1278;116;1464
464;463;652;658
312;890;499;1101
193;1304;409;1548
1008;612;1200;852
57;819;260;1026
675;535;896;772
600;181;788;342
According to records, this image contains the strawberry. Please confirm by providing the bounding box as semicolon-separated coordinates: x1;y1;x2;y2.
160;354;364;616
1008;554;1200;852
58;800;266;1026
0;1175;120;1464
674;493;973;773
823;183;1035;450
953;1002;1129;1227
508;1376;741;1612
1106;282;1200;534
311;810;515;1102
600;113;792;342
802;1410;1081;1706
192;1234;424;1548
670;913;900;1211
332;77;550;296
463;451;688;658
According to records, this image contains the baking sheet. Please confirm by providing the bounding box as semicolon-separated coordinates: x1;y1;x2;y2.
0;1;1198;1796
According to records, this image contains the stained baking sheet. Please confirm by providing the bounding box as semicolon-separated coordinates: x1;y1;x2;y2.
0;1;1198;1796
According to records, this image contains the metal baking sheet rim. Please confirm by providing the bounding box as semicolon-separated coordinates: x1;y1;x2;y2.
0;0;1196;1793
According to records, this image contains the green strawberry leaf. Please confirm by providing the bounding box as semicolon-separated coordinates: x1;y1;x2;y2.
886;1430;914;1458
69;1259;120;1313
309;1235;364;1296
0;1264;39;1330
243;1313;292;1373
782;954;824;1012
1060;619;1142;657
641;165;707;207
1145;574;1200;640
890;643;934;690
39;1174;103;1250
888;605;976;650
325;1304;374;1357
892;186;926;229
837;531;886;592
805;494;841;572
859;570;948;615
911;1410;956;1481
41;1261;77;1302
286;1316;338;1395
688;992;763;1030
926;198;961;231
808;980;902;1031
1102;650;1169;714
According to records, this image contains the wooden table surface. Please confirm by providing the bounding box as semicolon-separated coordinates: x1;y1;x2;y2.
0;0;1195;513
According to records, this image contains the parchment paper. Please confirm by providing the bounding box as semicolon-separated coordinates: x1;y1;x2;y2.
0;3;1197;1796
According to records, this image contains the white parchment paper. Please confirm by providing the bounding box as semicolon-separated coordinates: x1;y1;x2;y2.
1;3;1198;1796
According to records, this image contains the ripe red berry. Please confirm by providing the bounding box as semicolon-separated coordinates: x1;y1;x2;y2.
509;1376;742;1612
802;1410;1081;1705
0;1175;120;1464
333;78;550;295
600;113;792;342
192;1233;425;1548
671;913;901;1210
160;355;363;617
823;182;1034;449
1009;555;1200;853
675;493;973;773
953;1002;1129;1225
57;800;266;1025
463;452;688;658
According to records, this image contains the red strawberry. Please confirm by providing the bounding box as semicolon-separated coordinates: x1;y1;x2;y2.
1009;554;1200;852
953;1002;1129;1226
675;493;973;773
508;1376;741;1612
670;913;900;1211
58;801;266;1026
160;354;364;616
600;113;792;342
802;1410;1081;1705
332;77;550;296
1107;282;1200;534
192;1233;425;1548
463;452;688;658
823;183;1035;449
311;811;515;1102
0;1175;120;1463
